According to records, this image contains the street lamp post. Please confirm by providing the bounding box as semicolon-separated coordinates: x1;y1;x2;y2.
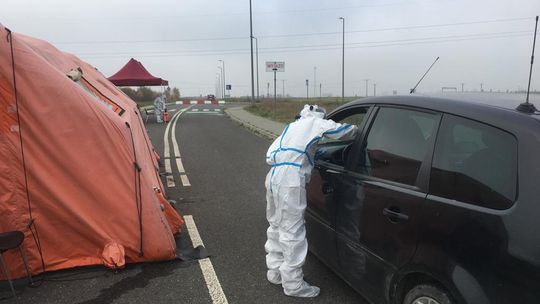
339;17;345;102
217;66;223;98
218;60;225;99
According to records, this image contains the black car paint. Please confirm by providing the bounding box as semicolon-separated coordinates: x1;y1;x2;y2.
305;96;540;304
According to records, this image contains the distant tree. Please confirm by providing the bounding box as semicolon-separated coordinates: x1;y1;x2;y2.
171;87;181;100
120;87;137;100
119;86;162;102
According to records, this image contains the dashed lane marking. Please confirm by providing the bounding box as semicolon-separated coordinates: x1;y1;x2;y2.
176;157;185;173
184;215;228;304
164;159;172;174
166;175;175;187
180;174;191;187
203;109;210;112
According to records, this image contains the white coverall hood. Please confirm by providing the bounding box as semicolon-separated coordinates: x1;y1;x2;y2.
299;104;325;119
264;106;357;297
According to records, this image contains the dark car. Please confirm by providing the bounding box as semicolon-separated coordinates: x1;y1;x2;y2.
306;95;540;304
207;94;216;101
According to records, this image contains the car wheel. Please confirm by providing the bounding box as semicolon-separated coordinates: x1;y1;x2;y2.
403;284;453;304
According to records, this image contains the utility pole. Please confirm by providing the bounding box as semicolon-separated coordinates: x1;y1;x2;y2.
480;82;484;92
282;79;286;97
306;79;309;99
373;83;377;96
273;68;277;117
461;82;464;92
267;82;270;98
249;0;255;103
252;37;260;100
364;79;370;97
339;17;345;102
313;67;317;98
320;83;322;98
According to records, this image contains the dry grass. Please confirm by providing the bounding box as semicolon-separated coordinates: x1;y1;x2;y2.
245;97;359;123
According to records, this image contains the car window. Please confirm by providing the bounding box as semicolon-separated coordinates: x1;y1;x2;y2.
429;115;517;210
356;107;438;186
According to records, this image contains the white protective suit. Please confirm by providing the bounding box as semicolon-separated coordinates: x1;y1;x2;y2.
153;95;166;123
264;104;358;297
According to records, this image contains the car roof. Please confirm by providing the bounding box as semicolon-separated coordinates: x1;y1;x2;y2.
334;94;540;134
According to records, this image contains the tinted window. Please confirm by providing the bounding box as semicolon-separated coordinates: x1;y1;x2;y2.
429;115;517;209
358;107;438;185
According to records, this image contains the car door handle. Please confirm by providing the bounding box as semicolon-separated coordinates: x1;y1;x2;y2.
325;169;341;174
383;207;409;222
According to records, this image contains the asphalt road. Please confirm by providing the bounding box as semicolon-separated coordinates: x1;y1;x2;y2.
0;103;367;304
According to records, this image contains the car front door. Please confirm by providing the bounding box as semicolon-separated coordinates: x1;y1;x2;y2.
334;106;441;303
305;105;371;271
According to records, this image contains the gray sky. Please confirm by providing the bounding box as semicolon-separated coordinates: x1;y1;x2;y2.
1;0;540;97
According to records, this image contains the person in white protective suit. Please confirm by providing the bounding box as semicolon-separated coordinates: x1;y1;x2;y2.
153;95;166;123
264;104;358;297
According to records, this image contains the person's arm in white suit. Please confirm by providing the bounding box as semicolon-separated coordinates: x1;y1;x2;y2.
319;119;358;140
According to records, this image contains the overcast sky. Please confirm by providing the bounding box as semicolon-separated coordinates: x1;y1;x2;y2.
1;0;539;98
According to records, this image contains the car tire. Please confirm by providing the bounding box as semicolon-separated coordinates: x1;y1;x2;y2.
403;284;453;304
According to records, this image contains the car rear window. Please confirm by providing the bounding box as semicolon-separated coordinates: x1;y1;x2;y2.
429;114;518;210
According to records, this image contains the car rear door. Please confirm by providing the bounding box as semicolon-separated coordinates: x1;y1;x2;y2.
334;106;441;302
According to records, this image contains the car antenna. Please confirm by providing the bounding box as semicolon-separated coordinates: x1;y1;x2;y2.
410;57;439;94
517;16;539;114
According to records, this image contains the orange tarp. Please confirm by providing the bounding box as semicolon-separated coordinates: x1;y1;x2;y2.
0;24;183;279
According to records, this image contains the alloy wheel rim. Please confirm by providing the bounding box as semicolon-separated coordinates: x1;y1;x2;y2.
413;296;441;304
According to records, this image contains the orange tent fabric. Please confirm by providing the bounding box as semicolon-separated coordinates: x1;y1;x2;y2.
0;24;183;279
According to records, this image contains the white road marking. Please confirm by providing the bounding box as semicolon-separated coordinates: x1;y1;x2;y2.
180;174;191;187
203;109;210;112
192;108;200;112
186;112;223;115
164;158;172;174
163;110;183;158
184;216;228;304
218;100;225;104
171;111;182;158
213;109;220;112
176;157;185;173
190;100;197;104
166;175;175;187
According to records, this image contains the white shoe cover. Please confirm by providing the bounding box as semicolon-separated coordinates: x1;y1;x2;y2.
284;281;320;298
267;270;282;285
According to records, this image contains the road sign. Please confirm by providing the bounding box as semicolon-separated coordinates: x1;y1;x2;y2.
266;61;285;72
226;84;231;90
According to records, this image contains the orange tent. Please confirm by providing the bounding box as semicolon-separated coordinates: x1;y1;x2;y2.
0;24;183;280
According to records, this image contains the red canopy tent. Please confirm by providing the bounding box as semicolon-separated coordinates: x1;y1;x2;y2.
108;58;168;86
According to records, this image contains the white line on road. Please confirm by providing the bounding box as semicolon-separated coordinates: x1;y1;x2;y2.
163;110;183;158
180;174;191;187
184;215;228;304
166;175;175;187
164;158;172;174
192;108;199;112
171;110;182;158
176;157;185;173
203;108;210;112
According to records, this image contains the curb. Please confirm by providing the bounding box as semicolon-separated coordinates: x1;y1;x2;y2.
224;107;280;140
